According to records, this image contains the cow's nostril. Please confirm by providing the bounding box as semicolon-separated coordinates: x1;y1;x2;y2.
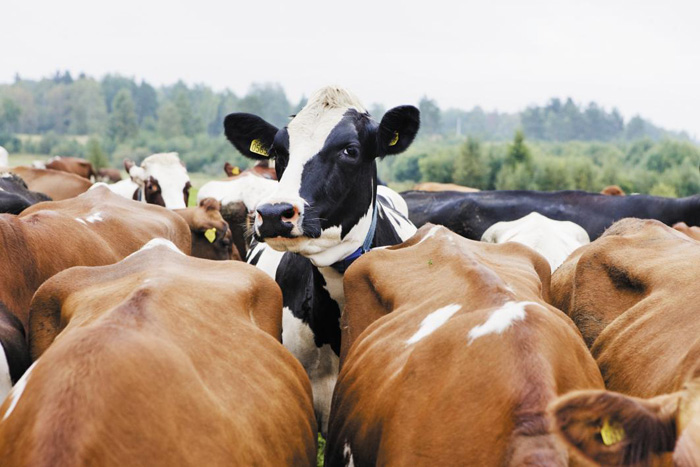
281;207;296;221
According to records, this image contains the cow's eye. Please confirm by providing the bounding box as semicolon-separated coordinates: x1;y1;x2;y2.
342;146;359;159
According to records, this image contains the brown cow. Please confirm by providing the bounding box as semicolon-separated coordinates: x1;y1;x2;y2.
45;156;96;180
224;160;277;180
325;224;603;466
174;198;239;261
0;242;316;465
5;166;92;200
674;221;700;241
413;181;480;192
96;167;123;183
600;185;626;196
549;219;700;465
0;186;190;333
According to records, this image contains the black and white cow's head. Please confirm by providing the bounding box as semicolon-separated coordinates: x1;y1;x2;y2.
224;86;419;267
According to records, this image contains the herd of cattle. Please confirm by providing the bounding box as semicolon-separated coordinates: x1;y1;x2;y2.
0;86;698;465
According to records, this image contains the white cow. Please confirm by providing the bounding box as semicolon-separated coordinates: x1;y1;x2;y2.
481;212;590;272
0;146;8;168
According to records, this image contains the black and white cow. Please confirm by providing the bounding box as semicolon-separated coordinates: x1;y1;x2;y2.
224;86;419;433
0;172;51;214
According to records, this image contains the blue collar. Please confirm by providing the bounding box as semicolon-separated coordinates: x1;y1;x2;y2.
330;203;378;273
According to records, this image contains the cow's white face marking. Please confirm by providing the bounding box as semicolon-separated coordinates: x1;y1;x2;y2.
197;174;278;212
467;301;534;344
130;153;190;209
2;360;38;421
343;442;356;467
406;304;462;345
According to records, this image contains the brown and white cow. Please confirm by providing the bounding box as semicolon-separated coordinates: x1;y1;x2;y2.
96;167;123;183
44;156;96;180
325;224;603;466
104;153;191;209
224;160;277;180
5;166;93;200
549;218;700;465
175;198;239;261
0;240;316;465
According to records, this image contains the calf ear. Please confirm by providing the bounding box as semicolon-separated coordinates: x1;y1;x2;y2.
549;389;678;466
199;197;220;212
224;113;279;160
377;105;420;156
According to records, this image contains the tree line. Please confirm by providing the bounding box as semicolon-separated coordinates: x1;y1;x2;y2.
0;71;697;197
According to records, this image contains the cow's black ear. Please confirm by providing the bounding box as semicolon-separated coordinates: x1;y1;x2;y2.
223;113;279;161
377;106;420;156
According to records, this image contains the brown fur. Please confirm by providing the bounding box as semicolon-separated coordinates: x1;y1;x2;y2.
174;198;239;261
5;166;93;200
0;186;190;331
45;157;96;180
0;246;316;466
549;218;700;465
96;167;122;183
224;160;277;181
326;224;603;466
601;185;626;196
413;181;480;192
673;222;700;241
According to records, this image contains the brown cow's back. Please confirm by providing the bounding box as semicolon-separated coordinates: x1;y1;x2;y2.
413;181;480;192
327;225;603;466
0;187;190;329
8;166;93;200
551;218;700;397
0;247;316;466
45;157;96;180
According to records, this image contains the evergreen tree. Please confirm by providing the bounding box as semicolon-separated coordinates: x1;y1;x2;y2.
505;130;533;167
108;89;138;143
86;137;109;169
418;96;441;135
454;137;486;187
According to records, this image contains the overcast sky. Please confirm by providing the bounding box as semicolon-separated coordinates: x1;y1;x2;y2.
3;0;699;137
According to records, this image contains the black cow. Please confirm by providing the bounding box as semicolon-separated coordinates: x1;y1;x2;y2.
403;189;700;240
0;173;51;214
224;86;419;434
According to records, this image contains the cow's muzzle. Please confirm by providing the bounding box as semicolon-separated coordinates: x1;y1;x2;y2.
255;202;301;239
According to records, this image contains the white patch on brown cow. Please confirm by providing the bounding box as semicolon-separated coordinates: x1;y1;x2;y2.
2;361;38;421
84;212;104;223
343;441;355;467
75;218;87;225
467;301;534;344
0;347;12;401
406;304;462;345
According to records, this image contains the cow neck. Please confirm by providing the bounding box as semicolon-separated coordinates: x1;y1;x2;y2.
329;201;377;274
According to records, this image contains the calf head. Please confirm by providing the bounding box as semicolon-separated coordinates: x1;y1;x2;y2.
224;86;419;266
177;198;235;261
549;382;700;466
124;153;191;209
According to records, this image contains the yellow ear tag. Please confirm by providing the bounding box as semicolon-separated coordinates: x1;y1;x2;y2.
232;166;240;175
249;139;269;157
204;228;217;243
600;419;625;446
389;131;399;147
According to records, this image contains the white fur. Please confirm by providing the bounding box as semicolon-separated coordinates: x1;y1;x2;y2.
0;187;4;192
125;238;184;259
0;346;12;401
84;212;104;223
197;174;278;212
282;307;338;436
377;185;409;217
0;147;8;167
417;224;442;245
1;172;14;179
75;218;87;225
99;178;141;200
2;360;37;421
481;212;590;272
407;304;462;345
123;153;189;209
343;442;355;467
248;242;285;279
467;301;534;344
